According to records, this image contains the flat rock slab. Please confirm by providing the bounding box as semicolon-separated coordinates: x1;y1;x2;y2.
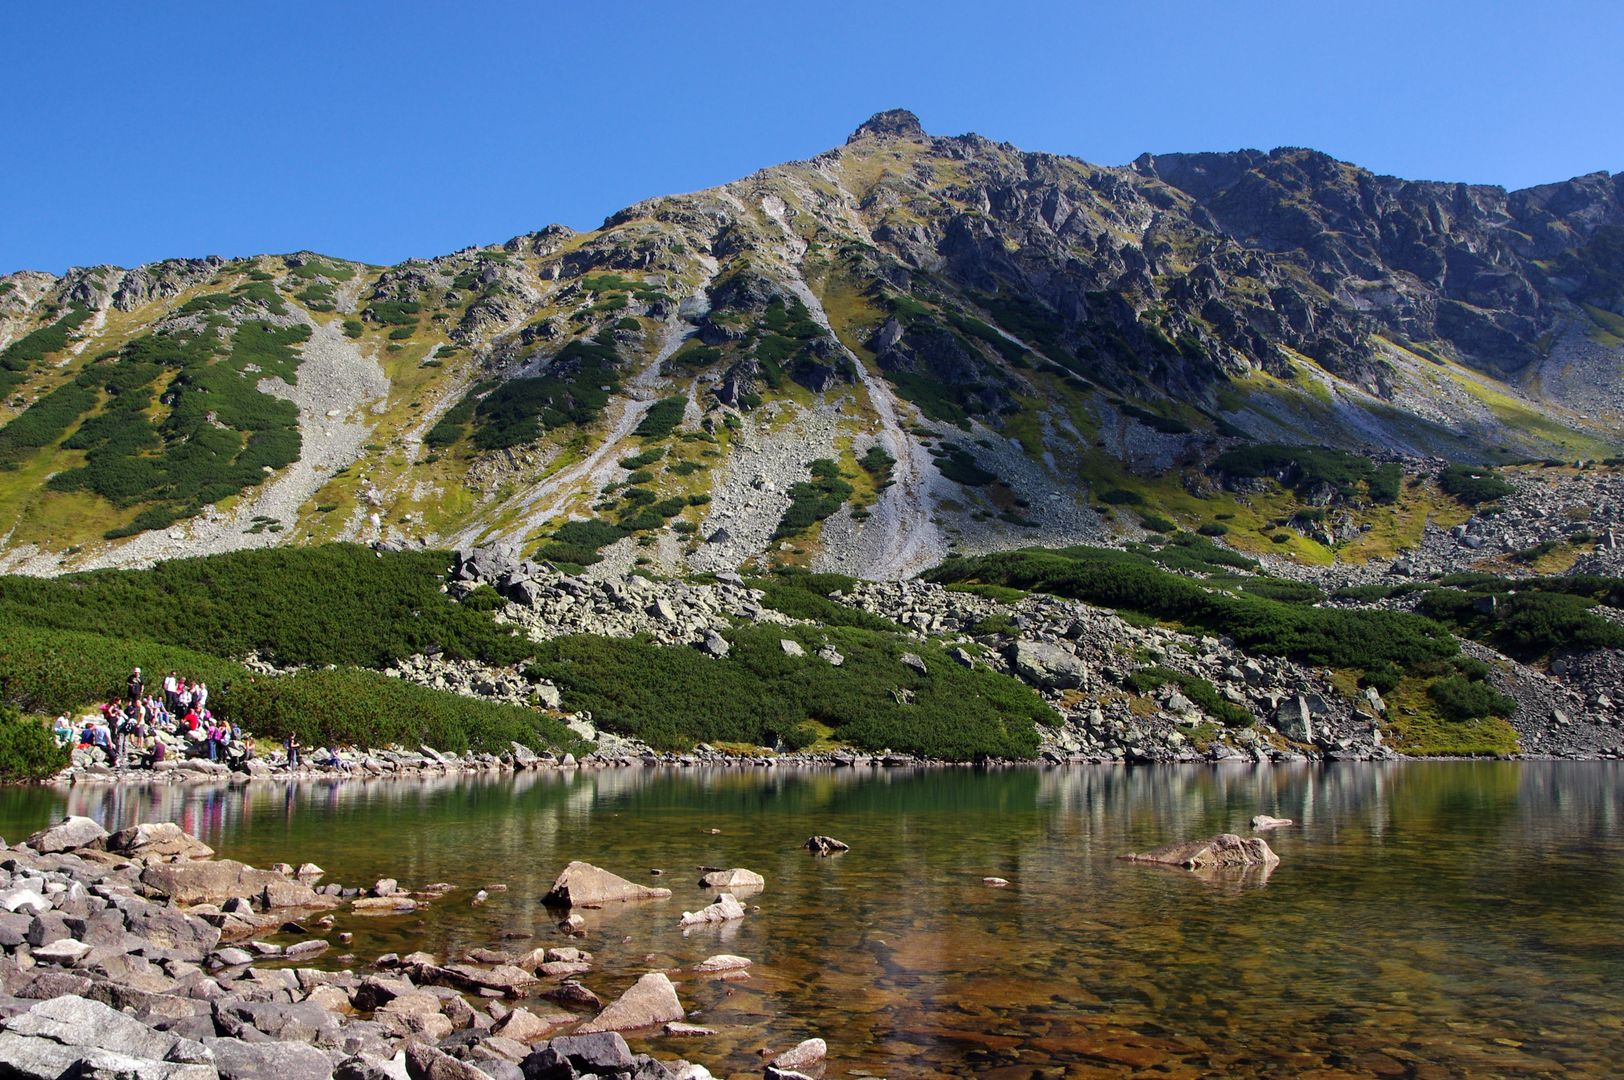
693;954;751;973
576;972;684;1033
2;994;211;1065
25;816;109;855
543;862;672;908
771;1038;828;1071
679;893;746;927
108;823;214;863
1251;815;1294;831
1121;833;1279;871
698;868;764;892
203;1036;336;1080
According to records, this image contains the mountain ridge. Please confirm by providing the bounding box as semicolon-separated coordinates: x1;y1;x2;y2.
0;110;1620;577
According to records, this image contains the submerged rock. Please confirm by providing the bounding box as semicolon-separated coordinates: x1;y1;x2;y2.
1251;815;1294;831
697;868;764;892
575;972;684;1033
543;862;673;908
1122;833;1279;871
802;836;849;856
679;893;746;927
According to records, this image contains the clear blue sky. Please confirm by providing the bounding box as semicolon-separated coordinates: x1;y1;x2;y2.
5;1;1620;275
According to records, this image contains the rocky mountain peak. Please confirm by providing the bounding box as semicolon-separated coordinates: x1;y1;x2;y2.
848;108;926;143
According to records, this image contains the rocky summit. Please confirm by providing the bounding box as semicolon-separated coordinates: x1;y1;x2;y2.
0;109;1619;579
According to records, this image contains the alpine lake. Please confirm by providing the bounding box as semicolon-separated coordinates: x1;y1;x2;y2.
2;761;1620;1079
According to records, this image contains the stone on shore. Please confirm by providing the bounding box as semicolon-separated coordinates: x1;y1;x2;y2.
543;862;673;908
108;822;215;863
770;1038;828;1071
1122;833;1279;871
491;1006;571;1042
575;972;684;1033
678;893;746;927
1;994;212;1066
404;1041;488;1080
540;981;601;1009
697;868;764;892
25;816;109;855
1251;815;1294;830
528;1032;634;1073
203;1036;336;1080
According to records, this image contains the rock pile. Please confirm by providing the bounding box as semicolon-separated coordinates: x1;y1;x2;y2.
0;819;723;1080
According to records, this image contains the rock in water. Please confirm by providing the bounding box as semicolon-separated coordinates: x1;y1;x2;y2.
697;868;764;892
679;893;746;926
802;836;849;856
693;954;751;973
1122;833;1279;871
543;861;673;907
771;1039;828;1071
575;972;684;1033
25;816;109;854
1251;815;1294;830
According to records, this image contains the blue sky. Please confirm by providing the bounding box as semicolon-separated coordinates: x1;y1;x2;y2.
4;1;1620;274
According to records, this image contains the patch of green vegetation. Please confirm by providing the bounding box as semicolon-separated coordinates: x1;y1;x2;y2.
1098;488;1145;506
887;371;972;429
859;445;896;487
1126;665;1253;727
935;446;995;486
0;544;534;669
342;319;364;338
286;260;356;282
1417;588;1624;661
0;624;582;756
927;546;1457;673
0;305;93;393
749;570;900;631
0;705;69;781
1212;444;1398;503
537;519;629;566
634;396;686;439
367;300;422;326
619;448;665;469
526;624;1052;759
468;338;621;451
1437;464;1514;506
775;459;853;539
388;326;415;341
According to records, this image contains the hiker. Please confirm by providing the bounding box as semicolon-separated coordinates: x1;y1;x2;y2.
286;733;302;768
51;715;72;747
163;672;179;711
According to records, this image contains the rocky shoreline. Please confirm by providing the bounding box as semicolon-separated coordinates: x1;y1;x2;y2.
0;816;834;1080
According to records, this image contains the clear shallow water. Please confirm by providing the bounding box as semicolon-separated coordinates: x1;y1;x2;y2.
3;763;1622;1079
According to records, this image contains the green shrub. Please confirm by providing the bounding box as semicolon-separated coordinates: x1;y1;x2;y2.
0;705;69;781
1438;464;1513;505
749;571;899;631
526;624;1051;759
926;547;1458;672
1098;488;1145;506
388;326;415;340
1417;588;1624;660
774;459;853;539
1427;675;1515;721
1139;513;1177;533
619;448;665;470
1197;522;1229;536
0;545;533;669
342;320;364;338
634;396;687;439
1126;666;1253;727
936;447;995;486
471;340;620;451
1213;444;1391;501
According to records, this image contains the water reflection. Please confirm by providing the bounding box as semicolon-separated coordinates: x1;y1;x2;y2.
2;762;1621;1078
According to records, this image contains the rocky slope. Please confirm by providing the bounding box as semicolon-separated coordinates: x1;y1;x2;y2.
0;111;1619;578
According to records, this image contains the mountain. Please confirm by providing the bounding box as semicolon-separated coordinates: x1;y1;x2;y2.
1;109;1621;577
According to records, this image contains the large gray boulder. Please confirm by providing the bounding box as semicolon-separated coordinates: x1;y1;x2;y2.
697;868;763;892
204;1036;336;1080
542;863;671;908
1122;833;1279;871
1010;641;1086;690
575;972;684;1033
109;823;215;863
25;817;109;855
0;995;213;1079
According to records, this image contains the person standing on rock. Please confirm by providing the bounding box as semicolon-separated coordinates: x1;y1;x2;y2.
286;732;302;769
163;671;179;711
126;667;143;706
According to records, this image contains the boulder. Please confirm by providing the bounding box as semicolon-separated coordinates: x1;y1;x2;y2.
678;893;746;927
542;862;672;908
770;1039;827;1071
1;994;211;1065
801;836;849;856
1122;833;1279;871
25;816;109;855
1251;815;1294;831
491;1007;570;1043
1275;696;1315;743
404;1042;488;1080
30;939;93;965
697;868;763;892
140;860;286;906
697;631;730;659
539;981;601;1009
693;955;751;973
534;1032;634;1073
107;823;214;863
575;973;684;1033
0;1033;215;1080
899;652;928;675
204;1036;336;1080
1010;641;1086;690
779;640;805;658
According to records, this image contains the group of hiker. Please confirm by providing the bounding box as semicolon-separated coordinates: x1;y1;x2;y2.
52;667;243;768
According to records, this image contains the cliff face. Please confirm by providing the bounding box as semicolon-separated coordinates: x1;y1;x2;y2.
0;110;1619;576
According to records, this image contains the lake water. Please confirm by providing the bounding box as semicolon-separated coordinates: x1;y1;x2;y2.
3;762;1621;1078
